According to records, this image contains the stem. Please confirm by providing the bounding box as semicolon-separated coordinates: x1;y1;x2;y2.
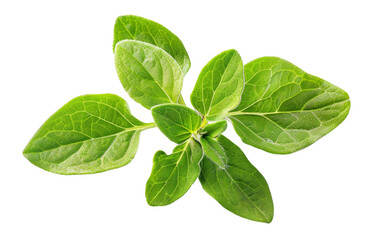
143;122;156;130
200;117;208;128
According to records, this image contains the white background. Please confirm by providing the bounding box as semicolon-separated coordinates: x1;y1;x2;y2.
1;0;381;239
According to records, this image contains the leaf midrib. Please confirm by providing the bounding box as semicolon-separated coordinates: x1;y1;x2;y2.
118;17;135;40
202;138;226;168
206;52;236;117
235;73;300;113
228;99;350;116
120;46;174;103
160;115;196;133
148;140;191;204
117;16;189;74
204;156;270;222
24;124;150;155
222;164;270;222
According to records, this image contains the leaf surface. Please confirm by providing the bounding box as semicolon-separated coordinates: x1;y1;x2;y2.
190;49;244;120
201;120;227;138
200;136;226;168
146;138;203;206
151;104;202;144
229;57;350;154
115;40;184;109
23;94;153;174
199;135;274;223
113;15;191;74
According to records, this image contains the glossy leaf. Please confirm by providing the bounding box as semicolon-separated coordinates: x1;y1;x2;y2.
199;135;274;223
152;104;202;144
201;120;227;138
200;136;226;168
113;15;191;74
115;40;184;109
229;57;350;154
23;94;154;175
190;49;244;120
146;138;203;206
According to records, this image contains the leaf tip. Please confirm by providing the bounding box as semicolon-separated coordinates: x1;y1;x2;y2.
263;211;274;223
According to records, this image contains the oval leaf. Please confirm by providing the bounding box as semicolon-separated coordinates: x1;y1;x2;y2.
113;15;191;74
23;94;154;174
200;136;226;168
229;57;350;154
190;49;244;120
201;120;227;138
151;104;202;144
199;135;274;223
146;138;203;206
115;40;184;109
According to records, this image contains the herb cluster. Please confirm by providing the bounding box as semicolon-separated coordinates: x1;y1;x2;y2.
23;15;350;223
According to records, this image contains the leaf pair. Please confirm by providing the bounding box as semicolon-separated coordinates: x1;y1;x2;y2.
24;15;192;175
189;51;350;154
114;15;190;109
113;15;349;159
23;15;350;223
113;17;274;222
148;103;273;222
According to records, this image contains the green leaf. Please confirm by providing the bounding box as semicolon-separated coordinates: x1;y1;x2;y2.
229;57;350;154
115;40;184;109
190;49;244;121
23;94;154;175
200;136;226;168
113;15;191;74
146;138;203;206
199;135;274;223
201;120;227;138
151;104;202;144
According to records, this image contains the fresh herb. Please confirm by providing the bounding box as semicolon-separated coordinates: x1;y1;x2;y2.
190;49;244;121
23;15;350;223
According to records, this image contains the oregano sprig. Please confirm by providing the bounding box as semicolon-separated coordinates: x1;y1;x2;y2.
23;15;350;223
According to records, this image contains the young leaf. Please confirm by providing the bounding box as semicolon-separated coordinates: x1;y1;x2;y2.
201;120;227;138
229;57;350;154
200;136;226;168
146;138;203;206
151;104;202;144
115;40;184;109
23;94;154;175
199;135;274;223
190;49;244;121
113;15;191;74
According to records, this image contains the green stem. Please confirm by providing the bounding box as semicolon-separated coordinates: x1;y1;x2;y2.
143;122;156;130
200;117;208;129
